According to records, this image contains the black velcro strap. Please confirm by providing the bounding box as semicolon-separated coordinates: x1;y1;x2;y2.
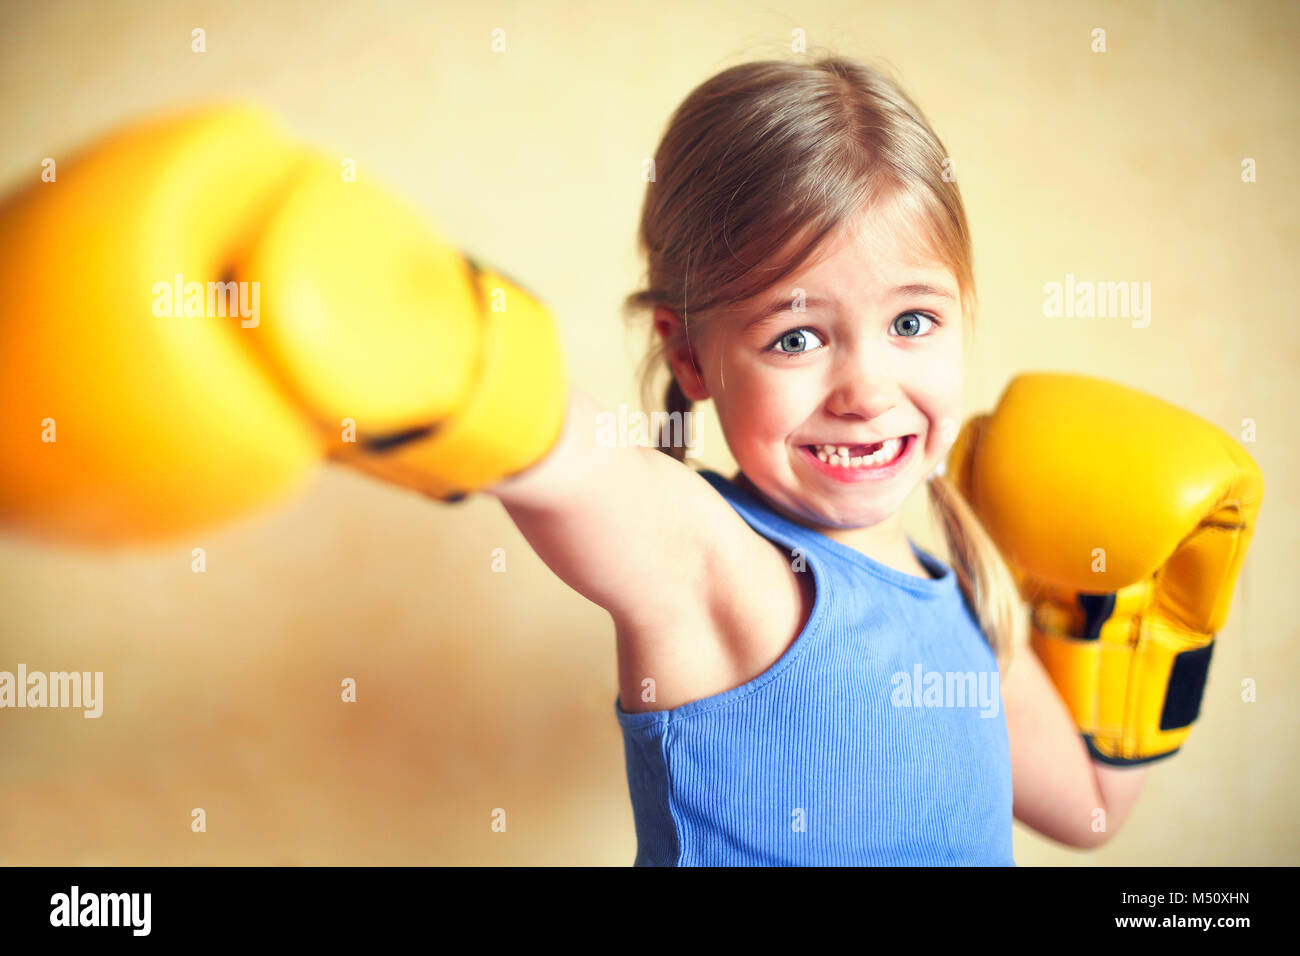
1159;642;1215;731
1083;735;1181;767
1075;592;1116;641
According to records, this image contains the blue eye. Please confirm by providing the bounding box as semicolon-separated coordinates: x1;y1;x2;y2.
769;327;826;357
891;311;939;337
768;312;940;357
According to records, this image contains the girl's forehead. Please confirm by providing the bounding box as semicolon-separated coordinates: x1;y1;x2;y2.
813;227;952;281
706;188;959;328
840;192;952;272
774;215;956;296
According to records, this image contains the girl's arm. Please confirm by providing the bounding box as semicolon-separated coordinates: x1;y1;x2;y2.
1002;644;1149;849
484;387;751;633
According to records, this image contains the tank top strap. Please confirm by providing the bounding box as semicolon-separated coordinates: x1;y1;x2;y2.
696;468;960;600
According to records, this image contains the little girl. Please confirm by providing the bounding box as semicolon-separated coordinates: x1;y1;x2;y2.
489;55;1148;866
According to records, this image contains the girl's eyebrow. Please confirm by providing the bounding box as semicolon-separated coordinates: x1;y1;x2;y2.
742;296;835;329
893;283;956;300
742;284;956;329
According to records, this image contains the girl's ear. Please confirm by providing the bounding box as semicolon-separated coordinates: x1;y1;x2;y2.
653;306;709;402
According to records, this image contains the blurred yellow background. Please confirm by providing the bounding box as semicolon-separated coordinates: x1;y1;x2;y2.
0;0;1295;865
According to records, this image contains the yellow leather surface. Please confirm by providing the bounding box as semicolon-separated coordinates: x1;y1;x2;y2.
950;372;1263;762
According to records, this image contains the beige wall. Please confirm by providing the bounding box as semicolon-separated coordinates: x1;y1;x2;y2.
0;0;1295;865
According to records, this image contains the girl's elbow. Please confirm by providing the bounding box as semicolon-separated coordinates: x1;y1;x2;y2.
1031;808;1118;850
1074;827;1112;850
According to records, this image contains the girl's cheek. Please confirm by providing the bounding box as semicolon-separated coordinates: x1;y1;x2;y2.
910;356;962;455
916;338;963;400
753;375;817;426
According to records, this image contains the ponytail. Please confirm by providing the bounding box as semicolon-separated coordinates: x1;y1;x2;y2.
659;376;695;463
925;472;1027;674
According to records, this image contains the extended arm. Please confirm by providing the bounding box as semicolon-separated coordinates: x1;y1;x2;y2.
486;388;756;634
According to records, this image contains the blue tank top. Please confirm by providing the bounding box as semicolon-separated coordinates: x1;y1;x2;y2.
614;468;1015;866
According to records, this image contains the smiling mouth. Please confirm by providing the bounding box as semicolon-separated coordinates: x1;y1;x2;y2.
803;436;912;468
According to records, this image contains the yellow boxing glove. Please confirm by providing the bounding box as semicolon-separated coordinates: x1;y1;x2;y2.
0;104;567;546
947;372;1264;765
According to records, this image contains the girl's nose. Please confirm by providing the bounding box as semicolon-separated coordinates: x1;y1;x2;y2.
825;349;901;421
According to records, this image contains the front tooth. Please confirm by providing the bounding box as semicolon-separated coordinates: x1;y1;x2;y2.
878;437;901;460
813;440;903;467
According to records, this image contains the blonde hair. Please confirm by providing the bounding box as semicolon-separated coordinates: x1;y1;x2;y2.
622;54;1025;670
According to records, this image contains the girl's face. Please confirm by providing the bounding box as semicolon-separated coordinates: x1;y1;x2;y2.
660;200;964;539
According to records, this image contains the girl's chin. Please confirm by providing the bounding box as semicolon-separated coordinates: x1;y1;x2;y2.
743;475;905;531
